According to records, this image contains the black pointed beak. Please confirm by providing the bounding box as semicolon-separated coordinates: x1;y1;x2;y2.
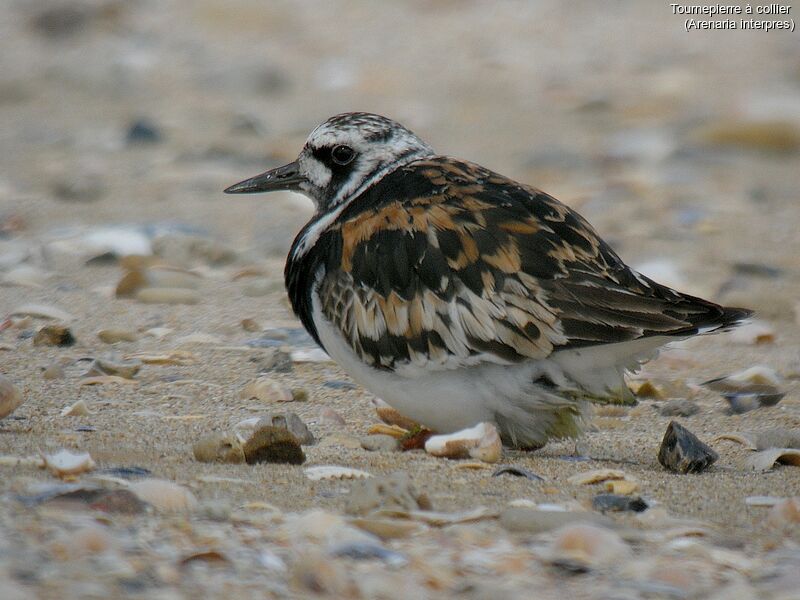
224;161;305;194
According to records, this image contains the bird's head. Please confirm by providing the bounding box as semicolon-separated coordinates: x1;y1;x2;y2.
225;112;434;209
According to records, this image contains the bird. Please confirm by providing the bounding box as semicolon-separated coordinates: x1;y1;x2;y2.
225;112;751;449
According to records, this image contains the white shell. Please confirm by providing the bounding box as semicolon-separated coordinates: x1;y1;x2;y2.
60;399;91;417
43;449;96;477
745;448;800;472
424;422;502;463
304;466;372;481
130;479;198;511
10;303;74;322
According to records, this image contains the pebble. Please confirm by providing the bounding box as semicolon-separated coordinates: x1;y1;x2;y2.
359;434;400;453
658;421;718;474
591;494;648;513
61;399;91;417
33;324;76;347
192;432;245;464
0;374;23;419
42;363;66;380
745;448;800;472
129;479;198;511
240;377;293;403
242;426;305;465
424;422;502;463
548;523;630;572
51;171;106;203
319;406;346;426
43;449;96;478
348;517;423;540
125;119;162;145
659;399;700;417
256;412;315;445
344;472;430;515
241;318;262;332
97;328;138;343
305;466;372;482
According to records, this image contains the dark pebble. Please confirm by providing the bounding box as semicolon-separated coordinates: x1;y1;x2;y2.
242;426;305;465
591;493;648;513
126;119;162;145
657;421;718;473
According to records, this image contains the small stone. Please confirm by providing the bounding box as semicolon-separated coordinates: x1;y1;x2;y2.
135;287;200;305
97;329;138;343
291;387;309;402
43;363;66;380
344;472;431;515
548;523;630;572
43;449;95;478
192;432;245;464
125;119;162;145
51;171;106;203
591;494;648;513
660;399;700;417
242;426;305;465
0;374;24;419
348;517;423;540
241;318;262;332
241;377;293;402
360;434;400;453
319;406;346;426
631;380;665;399
499;507;607;534
424;422;502;463
61;399;91;417
129;479;198;511
256;348;293;373
33;324;75;347
256;412;315;445
658;421;718;473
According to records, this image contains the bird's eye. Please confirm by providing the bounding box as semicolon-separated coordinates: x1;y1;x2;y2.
331;145;356;166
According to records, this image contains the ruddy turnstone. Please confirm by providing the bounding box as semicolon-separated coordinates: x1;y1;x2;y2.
226;112;751;449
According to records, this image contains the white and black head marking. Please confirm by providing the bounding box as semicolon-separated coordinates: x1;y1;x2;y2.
225;112;433;211
297;113;434;208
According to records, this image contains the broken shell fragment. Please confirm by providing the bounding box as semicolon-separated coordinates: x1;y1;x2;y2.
304;466;372;481
0;374;23;420
548;524;630;571
83;358;142;380
61;399;91;417
703;366;785;413
424;422;502;463
568;469;629;485
43;449;96;477
745;448;800;472
97;328;138;344
129;479;198;511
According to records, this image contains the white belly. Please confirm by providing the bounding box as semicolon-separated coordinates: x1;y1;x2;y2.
313;293;544;433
